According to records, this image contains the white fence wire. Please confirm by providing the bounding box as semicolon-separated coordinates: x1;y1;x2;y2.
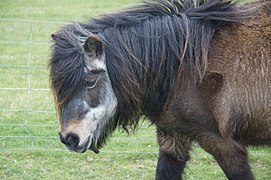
0;18;157;154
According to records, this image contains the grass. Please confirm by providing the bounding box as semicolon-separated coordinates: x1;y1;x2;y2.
0;146;270;179
0;0;270;179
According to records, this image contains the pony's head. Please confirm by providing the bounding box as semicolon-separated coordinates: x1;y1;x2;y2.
49;25;118;153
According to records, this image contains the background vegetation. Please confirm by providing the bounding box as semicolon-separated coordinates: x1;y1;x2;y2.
0;0;270;179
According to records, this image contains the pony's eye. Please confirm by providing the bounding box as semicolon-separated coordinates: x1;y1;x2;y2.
83;79;97;89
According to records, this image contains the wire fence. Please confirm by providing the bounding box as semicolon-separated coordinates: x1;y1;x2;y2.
0;18;158;154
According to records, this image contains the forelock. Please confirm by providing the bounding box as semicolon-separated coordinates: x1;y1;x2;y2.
49;23;93;113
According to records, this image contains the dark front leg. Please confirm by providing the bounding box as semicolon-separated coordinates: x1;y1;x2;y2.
155;129;191;180
156;150;187;180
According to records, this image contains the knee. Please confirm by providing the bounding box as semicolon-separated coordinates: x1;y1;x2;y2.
157;130;191;160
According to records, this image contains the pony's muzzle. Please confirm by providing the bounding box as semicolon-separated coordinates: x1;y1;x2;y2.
59;132;80;148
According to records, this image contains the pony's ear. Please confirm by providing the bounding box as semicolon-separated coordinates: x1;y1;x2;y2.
84;35;103;57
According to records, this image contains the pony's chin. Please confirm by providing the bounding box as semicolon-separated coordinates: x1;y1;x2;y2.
66;145;88;153
89;143;100;154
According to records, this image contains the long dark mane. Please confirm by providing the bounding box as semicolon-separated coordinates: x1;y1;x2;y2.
49;0;256;130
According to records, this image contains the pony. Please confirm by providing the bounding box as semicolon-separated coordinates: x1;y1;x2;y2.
49;0;271;179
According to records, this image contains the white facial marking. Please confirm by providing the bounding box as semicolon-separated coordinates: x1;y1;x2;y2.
80;78;117;148
84;55;106;71
76;56;118;149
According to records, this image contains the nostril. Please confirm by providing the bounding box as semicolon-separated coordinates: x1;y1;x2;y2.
59;133;67;145
66;133;80;147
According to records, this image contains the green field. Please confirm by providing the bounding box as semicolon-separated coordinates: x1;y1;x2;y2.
0;0;270;179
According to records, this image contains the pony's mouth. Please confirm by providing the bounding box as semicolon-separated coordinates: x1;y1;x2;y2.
65;136;93;153
65;135;100;154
